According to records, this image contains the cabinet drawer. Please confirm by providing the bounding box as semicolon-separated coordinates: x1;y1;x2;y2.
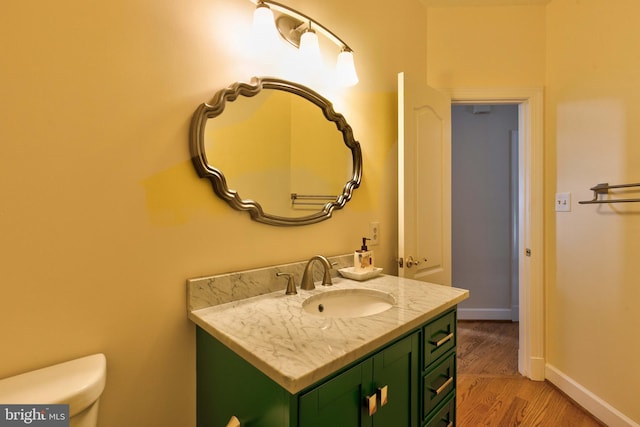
422;352;455;419
423;310;456;368
423;393;455;427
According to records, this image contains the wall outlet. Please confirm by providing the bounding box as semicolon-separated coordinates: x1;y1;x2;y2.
555;192;571;212
369;222;380;245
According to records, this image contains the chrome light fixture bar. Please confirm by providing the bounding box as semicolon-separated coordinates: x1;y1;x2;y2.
251;0;359;86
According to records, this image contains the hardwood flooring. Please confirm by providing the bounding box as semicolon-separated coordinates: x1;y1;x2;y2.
456;321;605;426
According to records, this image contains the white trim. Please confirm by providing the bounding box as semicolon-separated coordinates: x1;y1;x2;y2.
510;130;520;323
458;308;513;321
546;364;639;427
446;87;544;381
397;73;406;277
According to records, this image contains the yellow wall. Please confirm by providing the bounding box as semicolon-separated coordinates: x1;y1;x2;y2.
426;4;546;88
0;0;426;426
546;0;640;422
5;0;637;425
428;1;639;423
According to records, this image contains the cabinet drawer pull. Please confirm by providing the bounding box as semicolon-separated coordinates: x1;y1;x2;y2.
430;376;454;396
430;332;454;348
377;385;388;407
366;393;377;416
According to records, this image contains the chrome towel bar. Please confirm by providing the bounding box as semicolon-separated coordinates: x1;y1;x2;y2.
578;182;640;204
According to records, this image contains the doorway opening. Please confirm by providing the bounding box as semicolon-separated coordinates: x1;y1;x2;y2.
448;88;544;380
452;104;520;322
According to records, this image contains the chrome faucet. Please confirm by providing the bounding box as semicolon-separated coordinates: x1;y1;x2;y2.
300;255;333;290
276;272;297;295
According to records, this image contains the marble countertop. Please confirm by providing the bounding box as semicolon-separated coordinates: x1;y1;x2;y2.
189;273;468;394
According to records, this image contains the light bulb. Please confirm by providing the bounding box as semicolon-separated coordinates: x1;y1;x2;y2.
252;3;279;48
299;29;322;67
336;49;359;87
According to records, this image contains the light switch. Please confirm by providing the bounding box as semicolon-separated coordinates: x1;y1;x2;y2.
555;192;571;212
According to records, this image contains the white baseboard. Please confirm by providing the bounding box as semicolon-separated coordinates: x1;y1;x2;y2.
458;308;513;321
545;364;639;427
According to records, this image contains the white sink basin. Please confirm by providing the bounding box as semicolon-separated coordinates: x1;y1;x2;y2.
302;289;395;318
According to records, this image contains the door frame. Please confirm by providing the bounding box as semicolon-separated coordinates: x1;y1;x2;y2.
510;129;520;323
447;87;544;381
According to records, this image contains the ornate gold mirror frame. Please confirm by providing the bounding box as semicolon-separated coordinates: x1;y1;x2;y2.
190;77;362;226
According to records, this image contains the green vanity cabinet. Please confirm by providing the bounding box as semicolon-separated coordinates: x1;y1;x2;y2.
196;308;458;427
299;332;420;427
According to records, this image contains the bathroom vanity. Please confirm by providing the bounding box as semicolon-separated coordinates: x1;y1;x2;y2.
187;256;468;427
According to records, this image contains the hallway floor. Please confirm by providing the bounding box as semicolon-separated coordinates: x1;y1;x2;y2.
456;321;605;426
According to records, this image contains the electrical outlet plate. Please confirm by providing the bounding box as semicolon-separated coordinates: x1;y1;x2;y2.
555;192;571;212
369;222;380;245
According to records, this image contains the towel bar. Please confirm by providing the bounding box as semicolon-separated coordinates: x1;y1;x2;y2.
578;182;640;204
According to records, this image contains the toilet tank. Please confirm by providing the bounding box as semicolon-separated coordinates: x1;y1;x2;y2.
0;354;106;427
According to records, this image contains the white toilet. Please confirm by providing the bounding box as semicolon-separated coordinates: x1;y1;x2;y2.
0;353;106;427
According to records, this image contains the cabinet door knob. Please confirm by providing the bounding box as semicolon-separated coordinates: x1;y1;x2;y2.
377;385;388;407
366;393;377;416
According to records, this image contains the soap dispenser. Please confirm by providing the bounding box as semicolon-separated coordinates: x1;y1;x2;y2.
354;237;374;273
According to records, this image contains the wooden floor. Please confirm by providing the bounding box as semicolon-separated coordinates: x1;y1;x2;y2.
456;321;605;426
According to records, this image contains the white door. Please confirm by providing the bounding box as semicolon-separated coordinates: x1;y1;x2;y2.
397;72;452;285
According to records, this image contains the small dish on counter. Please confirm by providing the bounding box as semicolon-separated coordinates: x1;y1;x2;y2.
337;266;383;281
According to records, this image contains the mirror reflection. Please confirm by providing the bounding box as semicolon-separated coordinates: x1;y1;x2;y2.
190;77;362;226
204;89;352;218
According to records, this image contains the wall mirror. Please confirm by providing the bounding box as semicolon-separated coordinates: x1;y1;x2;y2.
190;77;362;226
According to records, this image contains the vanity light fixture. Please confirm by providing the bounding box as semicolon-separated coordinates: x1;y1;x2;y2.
252;1;280;46
251;0;359;87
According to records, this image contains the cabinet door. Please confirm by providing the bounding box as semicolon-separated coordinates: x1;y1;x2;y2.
372;332;420;427
299;333;419;427
299;359;373;427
